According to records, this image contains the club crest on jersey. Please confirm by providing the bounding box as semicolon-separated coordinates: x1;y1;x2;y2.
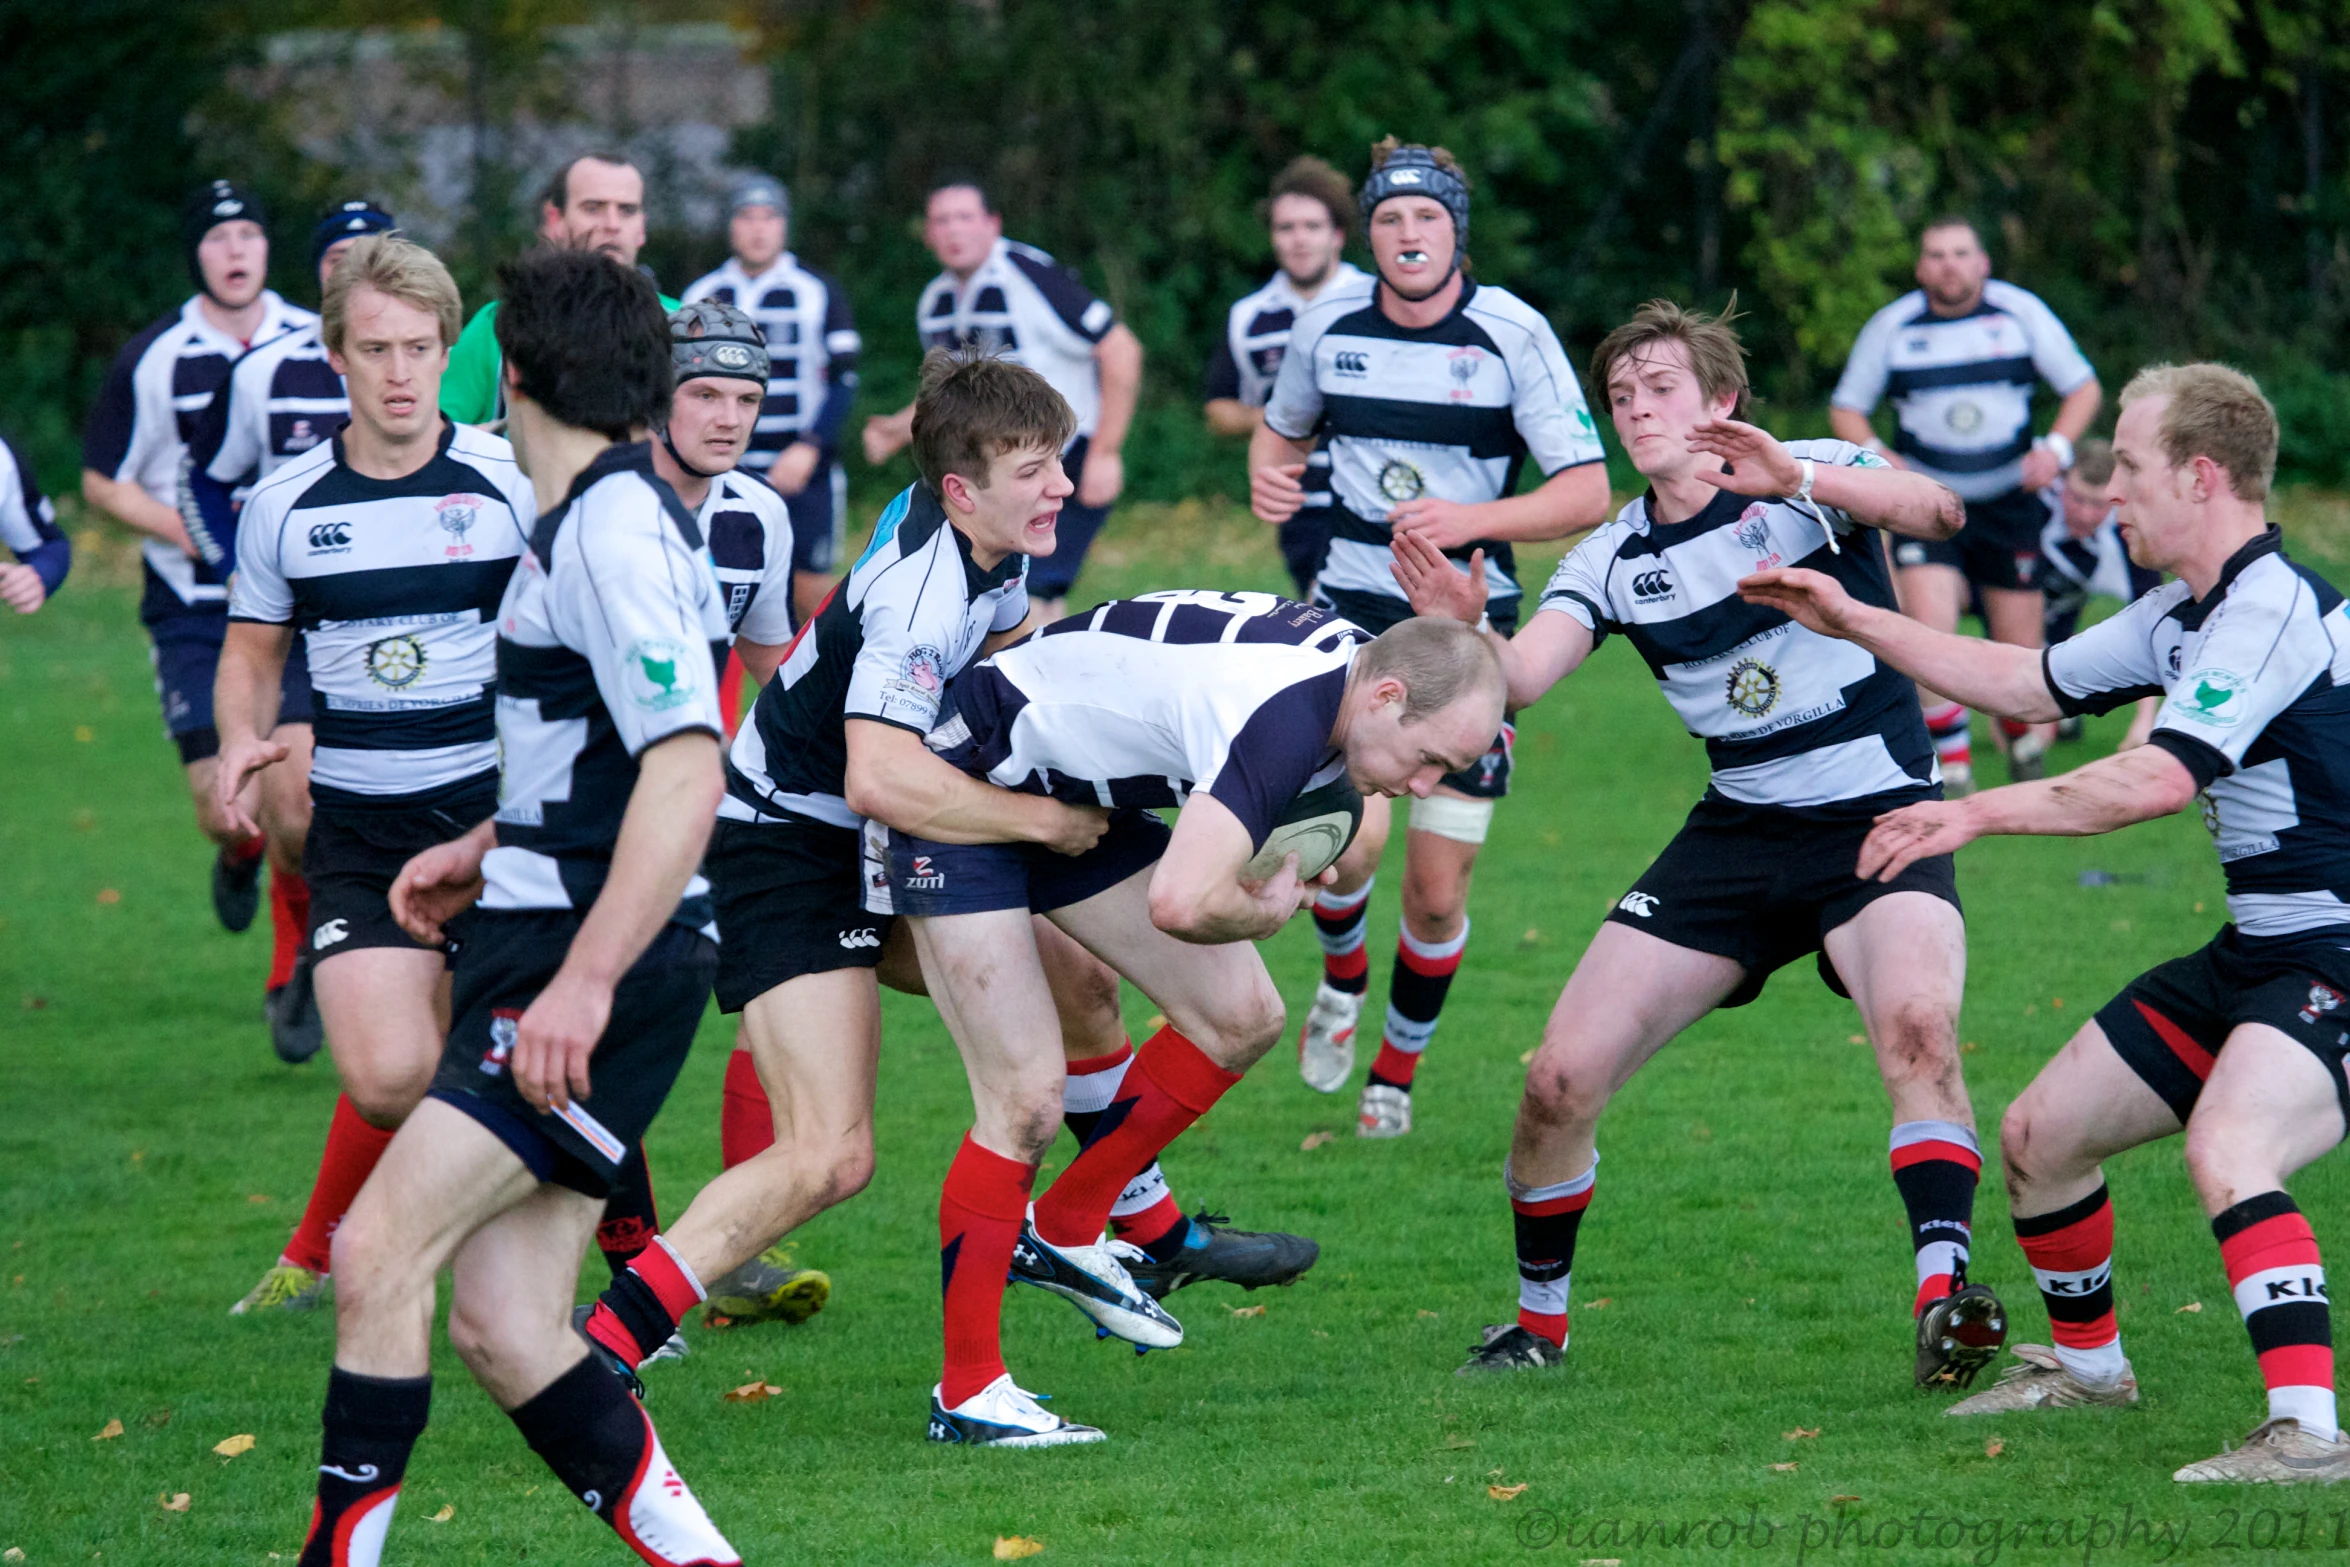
2301;985;2343;1025
1378;459;1426;503
481;1010;521;1076
365;633;426;689
1446;347;1484;400
1734;507;1772;554
2179;668;2246;726
625;639;696;710
1726;657;1781;718
1946;400;1984;435
286;418;321;452
436;495;481;559
898;645;945;697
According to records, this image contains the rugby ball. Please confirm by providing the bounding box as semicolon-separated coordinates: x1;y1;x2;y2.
1241;778;1365;883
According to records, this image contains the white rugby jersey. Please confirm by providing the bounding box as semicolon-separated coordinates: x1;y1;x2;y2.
229;422;535;805
0;434;67;595
680;253;861;470
1539;439;1938;814
2045;529;2350;939
1831;280;2094;501
697;469;796;646
2039;500;2160;614
1205;264;1372;513
928;590;1368;845
1263;278;1605;631
916;238;1114;446
182;322;349;572
724;482;1028;830
484;443;730;924
83;292;316;614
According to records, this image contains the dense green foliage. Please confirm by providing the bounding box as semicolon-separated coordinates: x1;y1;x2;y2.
8;0;2349;498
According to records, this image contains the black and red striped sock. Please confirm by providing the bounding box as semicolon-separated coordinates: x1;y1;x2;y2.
298;1367;430;1567
1312;880;1373;996
2014;1183;2126;1386
582;1235;704;1370
1061;1042;1183;1249
940;1134;1038;1408
2216;1190;2338;1437
1924;702;1971;770
1507;1158;1595;1348
1369;920;1468;1091
1889;1119;1980;1315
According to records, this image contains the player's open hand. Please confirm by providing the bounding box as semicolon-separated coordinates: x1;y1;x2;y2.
214;734;292;840
513;968;611;1113
768;440;821;497
1687;419;1802;497
1251;461;1307;525
0;563;46;615
1039;801;1113;857
1736;566;1864;639
1390;530;1488;625
1858;800;1980;882
389;836;488;945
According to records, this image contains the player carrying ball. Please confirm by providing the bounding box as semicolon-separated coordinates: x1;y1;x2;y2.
1397;299;2009;1387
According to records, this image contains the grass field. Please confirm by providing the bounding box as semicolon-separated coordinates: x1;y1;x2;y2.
8;498;2350;1565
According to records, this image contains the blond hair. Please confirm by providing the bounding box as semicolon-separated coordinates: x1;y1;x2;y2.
2118;364;2278;503
1591;298;1750;420
321;234;462;355
1358;616;1504;724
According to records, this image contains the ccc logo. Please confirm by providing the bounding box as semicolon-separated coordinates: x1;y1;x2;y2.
1333;350;1370;375
308;521;352;549
1631;569;1673;599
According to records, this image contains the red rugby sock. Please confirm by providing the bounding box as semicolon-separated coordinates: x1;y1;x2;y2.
283;1095;395;1276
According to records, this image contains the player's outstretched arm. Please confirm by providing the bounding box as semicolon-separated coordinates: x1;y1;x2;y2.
1390;531;1591;710
513;730;723;1113
1150;792;1323;945
844;718;1108;854
1858;744;2200;882
1687;419;1959;540
1389;460;1610;549
1738;567;2059;722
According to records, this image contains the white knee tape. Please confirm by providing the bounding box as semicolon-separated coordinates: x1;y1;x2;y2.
1408;793;1493;845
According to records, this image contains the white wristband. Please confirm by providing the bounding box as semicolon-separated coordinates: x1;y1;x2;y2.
1796;457;1816;504
2038;431;2075;470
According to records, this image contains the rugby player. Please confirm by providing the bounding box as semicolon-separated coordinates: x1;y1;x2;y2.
216;236;534;1320
1249;138;1610;1137
1203;156;1369;598
81;180;318;1028
185;198;400;1065
1744;364;2350;1484
1;432;68;614
295;249;738;1565
1830;217;2102;790
878;594;1505;1443
1395;299;2009;1386
2036;437;2159;748
862;178;1143;618
681;174;860;626
440;152;681;427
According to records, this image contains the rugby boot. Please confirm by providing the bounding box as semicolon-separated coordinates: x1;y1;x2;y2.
1008;1216;1183;1348
1941;760;1976;799
1456;1322;1566;1375
2009;729;2052;782
1297;980;1361;1093
212;841;263;933
927;1374;1104;1447
1357;1082;1412;1138
1121;1210;1320;1299
266;954;324;1064
1946;1343;2140;1415
229;1261;327;1316
2057;715;2086;743
1916;1281;2008;1388
2174;1418;2350;1484
703;1244;831;1327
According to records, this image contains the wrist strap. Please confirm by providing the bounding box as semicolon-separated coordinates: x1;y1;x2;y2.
1796;457;1816;504
2039;431;2075;470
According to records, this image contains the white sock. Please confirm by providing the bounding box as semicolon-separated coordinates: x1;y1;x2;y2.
2270;1383;2341;1440
2051;1338;2128;1389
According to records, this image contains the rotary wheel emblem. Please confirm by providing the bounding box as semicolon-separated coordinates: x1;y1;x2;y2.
1725;657;1780;718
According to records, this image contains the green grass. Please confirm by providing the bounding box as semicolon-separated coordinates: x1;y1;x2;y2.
6;500;2350;1565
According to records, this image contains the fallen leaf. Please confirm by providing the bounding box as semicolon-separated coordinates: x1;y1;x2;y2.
1142;1015;1166;1034
704;1314;735;1329
129;1150;143;1164
93;1418;123;1441
1311;1329;1329;1338
2051;997;2065;1009
1771;1462;1799;1472
213;1433;255;1458
1229;1304;1265;1319
1417;1309;1440;1319
1585;1298;1612;1311
20;996;46;1011
1516;928;1541;949
74;726;93;743
96;888;120;905
1440;1434;1475;1451
429;1504;454;1523
1580;1560;1623;1566
1847;1033;1866;1045
1519;1048;1536;1065
246;1194;273;1204
1784;1427;1820;1440
2176;1301;2203;1314
1488;1483;1528;1501
993;1537;1046;1560
1961;1041;1981;1054
723;1380;782;1403
1830;1495;1861;1507
2194;901;2206;913
160;1492;190;1513
1985;1437;2005;1457
1486;1468;1505;1479
5;1547;24;1560
1299;1131;1334;1151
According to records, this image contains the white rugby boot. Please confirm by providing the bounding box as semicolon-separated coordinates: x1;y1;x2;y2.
1297;981;1362;1093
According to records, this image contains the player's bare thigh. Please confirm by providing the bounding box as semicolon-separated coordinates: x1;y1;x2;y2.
1998;1020;2181;1216
315;945;451;1126
1820;889;1971;1127
1045;865;1286;1070
2184;1022;2348;1217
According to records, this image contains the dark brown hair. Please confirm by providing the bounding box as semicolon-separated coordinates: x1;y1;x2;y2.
541;152;640;214
910;347;1076;493
1590;298;1751;420
1263;156;1357;235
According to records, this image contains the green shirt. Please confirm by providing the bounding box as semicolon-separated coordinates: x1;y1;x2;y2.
440;292;683;425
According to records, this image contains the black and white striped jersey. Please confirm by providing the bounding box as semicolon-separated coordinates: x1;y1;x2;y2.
229;422;535;806
679;254;861;468
1205;264;1373;513
1538;439;1938;815
0;434;67;597
2045;529;2350;940
927;590;1368;847
485;443;730;926
182;321;348;573
1831;281;2094;501
2039;498;2160;637
83;292;316;617
916;238;1115;446
697;468;795;646
1262;278;1605;632
723;483;1028;830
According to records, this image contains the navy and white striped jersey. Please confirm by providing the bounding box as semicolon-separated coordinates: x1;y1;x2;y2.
723;483;1028;830
1263;278;1606;632
698;468;795;646
680;253;861;468
2039;497;2160;642
928;590;1368;847
2045;529;2350;939
83;292;315;617
916;238;1115;446
1205;264;1373;513
0;434;68;597
1831;280;2094;502
484;443;729;925
229;423;535;806
182;321;348;573
1538;439;1938;815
